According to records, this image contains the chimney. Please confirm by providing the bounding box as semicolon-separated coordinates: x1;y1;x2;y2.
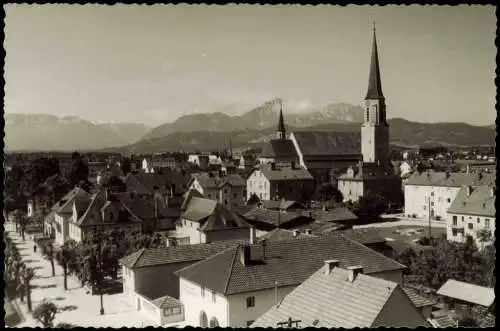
250;227;256;245
346;265;364;282
271;162;276;170
490;187;495;198
261;239;267;260
466;186;472;197
240;245;251;266
292;230;300;237
324;259;340;275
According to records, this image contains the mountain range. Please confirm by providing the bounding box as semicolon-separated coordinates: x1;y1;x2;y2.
4;100;496;153
4;114;151;152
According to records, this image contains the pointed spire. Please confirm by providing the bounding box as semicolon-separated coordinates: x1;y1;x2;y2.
277;99;286;140
365;22;384;100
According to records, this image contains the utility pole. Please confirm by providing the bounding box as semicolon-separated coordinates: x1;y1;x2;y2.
95;227;105;315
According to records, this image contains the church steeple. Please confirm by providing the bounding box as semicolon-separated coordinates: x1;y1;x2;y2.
365;22;384;101
276;100;286;140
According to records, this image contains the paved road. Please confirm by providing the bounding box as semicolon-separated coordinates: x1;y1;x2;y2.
5;223;157;328
354;216;447;229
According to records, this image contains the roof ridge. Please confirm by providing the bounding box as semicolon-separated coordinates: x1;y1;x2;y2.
131;248;146;268
223;246;240;295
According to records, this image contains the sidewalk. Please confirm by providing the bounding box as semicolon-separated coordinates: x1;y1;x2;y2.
5;223;157;328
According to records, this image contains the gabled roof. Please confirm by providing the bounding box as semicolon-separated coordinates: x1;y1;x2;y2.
258;164;313;181
124;171;186;194
252;267;422;328
181;197;217;222
151;295;182;309
437;279;495;307
242;208;312;227
339;162;395;180
404;171;495;188
55;187;91;214
259;139;298;158
335;228;386;245
292;131;361;157
258;228;316;242
304;207;358;223
192;172;245;189
200;204;250;231
175;234;406;296
115;193;181;220
447;185;495;217
402;286;437;308
119;240;246;269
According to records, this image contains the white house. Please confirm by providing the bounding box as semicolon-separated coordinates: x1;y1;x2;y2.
446;185;495;248
189;173;246;208
53;188;92;246
404;171;495;221
174;233;406;327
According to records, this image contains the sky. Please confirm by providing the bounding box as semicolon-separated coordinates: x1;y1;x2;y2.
4;4;496;126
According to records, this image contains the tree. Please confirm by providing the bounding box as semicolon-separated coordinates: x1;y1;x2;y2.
476;228;492;250
352;193;387;220
56;245;73;290
44;242;56;277
68;152;89;187
32;301;58;328
120;157;132;176
313;183;343;204
56;323;78;328
22;267;35;312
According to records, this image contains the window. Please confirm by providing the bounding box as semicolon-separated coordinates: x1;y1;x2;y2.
452;228;457;236
468;223;473;230
485;219;490;228
447;198;451;203
461;216;464;222
246;321;255;327
431;192;434;196
224;189;227;194
246;296;255;308
224;199;228;205
431;202;434;207
201;287;205;297
233;193;238;198
477;217;480;224
452;216;457;226
212;291;216;303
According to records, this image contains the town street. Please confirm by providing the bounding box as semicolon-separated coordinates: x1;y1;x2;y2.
5;223;157;328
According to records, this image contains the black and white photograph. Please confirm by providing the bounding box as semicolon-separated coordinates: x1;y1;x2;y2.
3;4;496;328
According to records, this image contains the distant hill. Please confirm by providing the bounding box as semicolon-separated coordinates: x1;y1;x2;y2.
4;114;151;152
142;99;365;140
105;118;495;154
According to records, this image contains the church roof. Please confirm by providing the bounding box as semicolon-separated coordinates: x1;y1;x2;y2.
277;102;286;135
292;131;361;157
259;139;298;158
365;24;384;100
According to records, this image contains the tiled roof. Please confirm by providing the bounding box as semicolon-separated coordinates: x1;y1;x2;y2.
447;185;495;217
124;171;187;194
200;204;250;231
437;279;495;307
304;207;358;223
151;295;182;309
261;200;303;211
192;173;245;189
181;189;204;211
292;131;361;156
405;170;495;188
429;315;457;328
242;208;312;227
339;162;395;180
402;286;437;308
119;240;246;269
55;187;91;214
259;164;314;181
259;228;316;242
115;193;181;220
259;139;298;158
181;197;217;222
251;267;425;328
175;234;406;296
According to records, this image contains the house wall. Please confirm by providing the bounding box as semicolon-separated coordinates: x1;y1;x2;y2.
338;179;364;202
404;184;460;220
189;179;205;195
68;222;83;243
447;212;495;248
126;261;195;300
247;171;271;201
373;287;429;328
269;180;313;202
176;219;204;245
227;286;296;327
218;184;245;208
179;278;229;327
54;213;71;246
